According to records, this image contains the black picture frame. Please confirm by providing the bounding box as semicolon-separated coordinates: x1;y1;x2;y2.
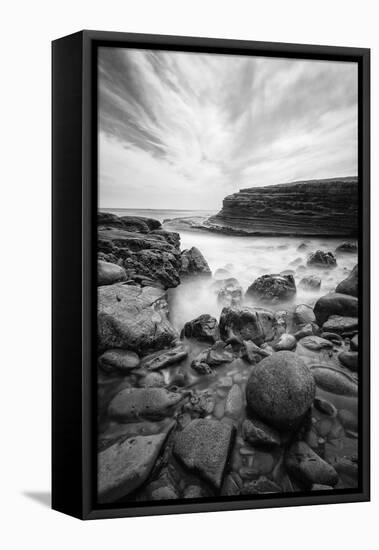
52;30;370;520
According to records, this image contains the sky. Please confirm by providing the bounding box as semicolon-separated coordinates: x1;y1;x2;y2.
98;47;358;210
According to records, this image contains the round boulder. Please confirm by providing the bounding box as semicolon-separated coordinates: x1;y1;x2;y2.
246;274;296;304
245;351;316;431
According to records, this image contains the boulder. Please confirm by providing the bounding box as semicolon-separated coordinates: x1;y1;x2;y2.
173;419;235;489
310;365;358;396
98;260;127;286
246;273;296;304
207;341;235;366
335;264;358;297
313;292;358;325
285;441;339;488
182;314;220;343
245;351;316;431
294;304;316;326
307;250;337;268
98;284;178;353
242;418;281;447
299;335;333;351
219;306;275;345
322;315;358;334
299;275;321;291
108;387;183;421
98;431;170;503
98;349;140;373
273;334;297;351
294;323;318;340
180;247;212;278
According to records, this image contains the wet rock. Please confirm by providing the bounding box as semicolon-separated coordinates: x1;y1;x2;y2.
299;275;321;291
191;359;214;376
173;419;235;489
313;292;358;326
294;323;318;340
98;349;140;373
299;335;333;351
221;473;242;496
180;247;212;278
294;304;316;326
98;260;127;286
335;265;358;297
338;409;358;432
338;351;358;372
108;387;183;421
241;476;281;495
246;351;316;431
314;397;337;417
207;341;235;366
98;284;178;353
219;306;274;345
350;334;358;351
316;418;333;437
335;242;358;254
273;333;297;351
242;418;281;447
213;402;225;419
240;451;275;477
310;365;358;397
98;431;170;503
246;273;296;304
320;331;343;344
151;486;179;500
225;384;244;418
141;344;188;371
322;316;358;334
182;314;220;343
307;250;337;268
185;390;216;417
329;456;358;479
242;339;271;363
285;441;339;488
183;485;207;499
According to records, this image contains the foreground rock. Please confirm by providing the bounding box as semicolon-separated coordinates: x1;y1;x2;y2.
310;365;358;396
245;351;316;431
299;335;333;351
246;274;296;304
173;419;235;489
335;264;358;297
338;351;358;372
98;349;140;373
98;431;170;503
322;315;358;334
98;260;127;286
219;306;275;345
206;177;358;237
108;388;183;421
242;418;281;447
98;216;182;289
285;441;339;488
180;247;212;278
307;250;337;268
313;293;358;325
182;314;220;343
140;345;188;371
98;284;178;353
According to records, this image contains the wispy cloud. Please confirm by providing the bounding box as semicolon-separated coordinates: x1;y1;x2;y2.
99;47;357;209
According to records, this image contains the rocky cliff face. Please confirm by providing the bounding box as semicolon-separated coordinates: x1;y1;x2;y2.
208;177;358;237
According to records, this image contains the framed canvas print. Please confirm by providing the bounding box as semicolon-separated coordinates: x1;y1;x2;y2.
52;30;370;520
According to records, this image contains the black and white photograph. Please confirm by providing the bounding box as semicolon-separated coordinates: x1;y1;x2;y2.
96;46;360;505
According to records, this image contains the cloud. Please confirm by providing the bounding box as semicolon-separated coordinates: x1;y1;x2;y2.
98;47;357;209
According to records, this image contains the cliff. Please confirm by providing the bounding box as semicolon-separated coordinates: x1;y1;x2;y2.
207;177;358;237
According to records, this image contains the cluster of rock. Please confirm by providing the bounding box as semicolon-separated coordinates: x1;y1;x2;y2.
206;177;358;237
96;221;359;503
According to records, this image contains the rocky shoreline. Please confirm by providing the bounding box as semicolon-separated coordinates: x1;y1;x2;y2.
97;212;359;504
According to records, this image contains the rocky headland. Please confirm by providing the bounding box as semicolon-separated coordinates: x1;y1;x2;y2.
96;210;359;504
